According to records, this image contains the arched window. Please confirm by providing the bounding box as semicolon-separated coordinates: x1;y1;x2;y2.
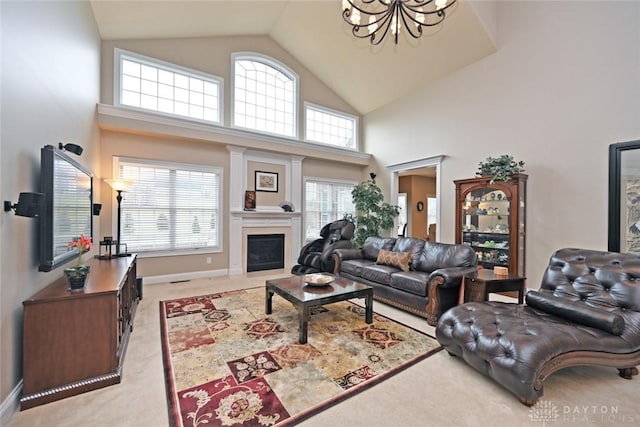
232;53;298;138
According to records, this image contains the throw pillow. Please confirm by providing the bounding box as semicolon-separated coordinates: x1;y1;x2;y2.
526;291;625;336
376;250;413;272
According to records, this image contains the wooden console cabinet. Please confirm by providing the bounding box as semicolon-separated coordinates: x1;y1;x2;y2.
21;255;138;409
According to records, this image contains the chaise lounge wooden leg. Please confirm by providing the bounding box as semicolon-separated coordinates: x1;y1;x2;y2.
519;397;537;407
618;367;639;379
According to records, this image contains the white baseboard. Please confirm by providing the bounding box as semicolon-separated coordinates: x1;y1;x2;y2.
0;380;21;427
142;268;228;285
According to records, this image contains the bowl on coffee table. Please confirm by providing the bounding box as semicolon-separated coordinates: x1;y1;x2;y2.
303;273;335;287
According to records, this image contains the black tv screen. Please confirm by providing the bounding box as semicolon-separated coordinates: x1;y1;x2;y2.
39;145;93;272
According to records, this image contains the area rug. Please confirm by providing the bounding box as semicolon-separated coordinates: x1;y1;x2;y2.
160;287;442;427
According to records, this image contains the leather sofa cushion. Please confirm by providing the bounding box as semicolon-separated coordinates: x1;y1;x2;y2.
362;237;397;261
392;237;426;269
361;264;397;285
414;241;477;273
340;259;376;277
390;271;430;297
526;290;625;336
376;250;412;272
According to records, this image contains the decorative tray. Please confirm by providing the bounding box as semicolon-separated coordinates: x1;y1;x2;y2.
303;273;335;287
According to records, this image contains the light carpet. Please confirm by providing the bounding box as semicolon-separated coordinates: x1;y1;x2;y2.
159;287;442;427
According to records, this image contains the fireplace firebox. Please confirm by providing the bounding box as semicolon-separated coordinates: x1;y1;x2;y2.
247;234;285;272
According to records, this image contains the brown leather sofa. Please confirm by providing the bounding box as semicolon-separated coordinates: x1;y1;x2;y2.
334;236;478;325
436;248;640;405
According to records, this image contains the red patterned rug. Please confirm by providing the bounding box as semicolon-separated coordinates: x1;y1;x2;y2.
160;287;442;427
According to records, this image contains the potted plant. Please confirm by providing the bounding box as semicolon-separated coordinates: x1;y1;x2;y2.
64;234;92;290
476;155;525;183
347;173;399;248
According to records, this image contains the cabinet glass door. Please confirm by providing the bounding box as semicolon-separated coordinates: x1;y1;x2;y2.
462;187;510;269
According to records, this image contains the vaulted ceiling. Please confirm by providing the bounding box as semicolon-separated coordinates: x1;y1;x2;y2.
90;0;497;115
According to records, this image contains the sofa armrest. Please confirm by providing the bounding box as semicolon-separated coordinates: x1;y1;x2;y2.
334;248;363;262
321;240;353;263
428;266;478;288
424;266;478;326
333;248;363;275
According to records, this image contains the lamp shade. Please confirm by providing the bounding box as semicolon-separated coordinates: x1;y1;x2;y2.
105;179;134;192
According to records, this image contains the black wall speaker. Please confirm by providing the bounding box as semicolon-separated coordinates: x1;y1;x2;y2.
4;192;45;217
92;203;102;216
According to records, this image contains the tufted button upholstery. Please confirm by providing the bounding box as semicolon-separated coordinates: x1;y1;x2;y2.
436;248;640;404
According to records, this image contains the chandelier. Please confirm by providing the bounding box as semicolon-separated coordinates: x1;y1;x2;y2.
342;0;456;45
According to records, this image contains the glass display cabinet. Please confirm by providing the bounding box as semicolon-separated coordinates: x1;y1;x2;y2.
454;174;527;276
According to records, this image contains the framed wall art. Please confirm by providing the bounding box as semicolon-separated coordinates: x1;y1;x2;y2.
608;140;640;254
255;171;278;192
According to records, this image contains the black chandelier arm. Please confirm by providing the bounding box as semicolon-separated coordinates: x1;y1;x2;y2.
343;4;397;46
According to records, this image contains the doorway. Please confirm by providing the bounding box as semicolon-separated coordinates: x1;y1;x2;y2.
387;156;443;242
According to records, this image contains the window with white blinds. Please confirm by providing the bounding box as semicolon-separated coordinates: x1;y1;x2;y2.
304;178;356;240
115;158;222;253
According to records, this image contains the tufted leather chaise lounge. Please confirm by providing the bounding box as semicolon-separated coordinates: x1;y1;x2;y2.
436;248;640;406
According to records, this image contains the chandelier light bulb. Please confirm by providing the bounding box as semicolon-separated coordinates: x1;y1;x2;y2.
350;8;361;25
435;0;448;11
367;15;378;34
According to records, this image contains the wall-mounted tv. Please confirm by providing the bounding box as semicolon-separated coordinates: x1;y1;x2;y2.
39;145;93;272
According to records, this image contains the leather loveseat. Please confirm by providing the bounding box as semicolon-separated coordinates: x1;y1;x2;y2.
333;236;478;325
436;248;640;405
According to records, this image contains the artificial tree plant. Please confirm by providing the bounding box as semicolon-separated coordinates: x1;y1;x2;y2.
476;155;525;183
346;172;399;248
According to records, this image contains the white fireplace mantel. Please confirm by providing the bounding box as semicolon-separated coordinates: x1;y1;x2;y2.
227;146;304;275
228;210;302;275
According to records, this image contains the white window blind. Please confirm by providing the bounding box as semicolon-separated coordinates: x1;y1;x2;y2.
304;179;355;239
116;158;222;253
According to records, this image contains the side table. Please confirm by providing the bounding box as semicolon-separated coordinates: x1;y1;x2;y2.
463;269;526;304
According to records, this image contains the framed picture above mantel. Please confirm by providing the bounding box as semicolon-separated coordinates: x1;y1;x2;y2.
255;171;278;192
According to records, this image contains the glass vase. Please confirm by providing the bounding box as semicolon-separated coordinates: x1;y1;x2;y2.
64;265;90;291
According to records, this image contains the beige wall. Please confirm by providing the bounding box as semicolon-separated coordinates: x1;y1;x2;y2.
247;161;286;207
0;0;101;409
365;0;640;286
302;158;364;183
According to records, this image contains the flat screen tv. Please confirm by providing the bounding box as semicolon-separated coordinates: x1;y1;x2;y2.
39;144;93;272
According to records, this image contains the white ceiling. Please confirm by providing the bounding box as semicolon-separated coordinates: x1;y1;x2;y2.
90;0;496;115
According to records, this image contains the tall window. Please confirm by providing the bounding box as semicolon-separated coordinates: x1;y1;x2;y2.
115;49;223;124
305;103;358;150
232;53;297;138
115;158;222;253
304;178;356;239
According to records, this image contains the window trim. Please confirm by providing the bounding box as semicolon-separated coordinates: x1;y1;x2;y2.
303;102;359;151
114;48;224;126
230;51;299;140
112;156;224;257
303;176;357;243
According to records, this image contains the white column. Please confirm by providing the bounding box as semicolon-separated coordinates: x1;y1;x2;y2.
227;146;245;275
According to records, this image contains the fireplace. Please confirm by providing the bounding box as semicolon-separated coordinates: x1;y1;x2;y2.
247;233;285;272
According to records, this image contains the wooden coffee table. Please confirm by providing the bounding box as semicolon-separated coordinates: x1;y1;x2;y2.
265;275;373;344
